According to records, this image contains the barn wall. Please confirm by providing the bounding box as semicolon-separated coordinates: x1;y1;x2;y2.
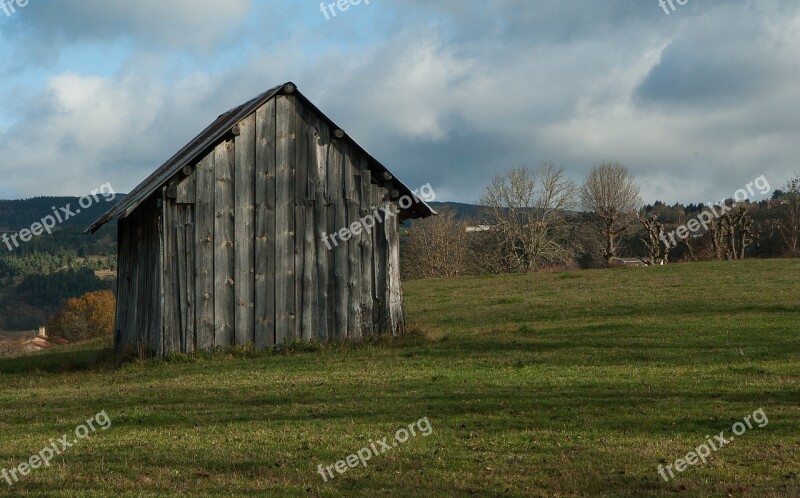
115;195;163;355
130;95;405;356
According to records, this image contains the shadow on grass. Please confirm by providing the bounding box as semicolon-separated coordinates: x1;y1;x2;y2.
0;342;133;375
0;327;434;375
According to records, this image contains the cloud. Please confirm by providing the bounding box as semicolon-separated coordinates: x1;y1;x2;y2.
0;0;254;72
1;0;799;205
635;3;800;108
0;66;229;197
13;0;252;47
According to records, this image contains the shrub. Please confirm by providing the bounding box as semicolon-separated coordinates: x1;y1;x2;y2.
47;290;115;342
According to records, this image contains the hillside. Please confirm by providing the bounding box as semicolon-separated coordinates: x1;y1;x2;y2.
0;260;797;496
0;196;121;331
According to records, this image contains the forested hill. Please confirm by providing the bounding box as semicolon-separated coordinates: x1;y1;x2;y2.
0;195;125;256
0;195;123;231
0;195;126;332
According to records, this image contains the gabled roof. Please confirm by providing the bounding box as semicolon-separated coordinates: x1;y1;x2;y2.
87;82;434;233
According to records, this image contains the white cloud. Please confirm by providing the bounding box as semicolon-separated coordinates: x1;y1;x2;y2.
0;68;229;197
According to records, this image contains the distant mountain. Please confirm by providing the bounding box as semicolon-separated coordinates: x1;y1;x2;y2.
426;202;483;222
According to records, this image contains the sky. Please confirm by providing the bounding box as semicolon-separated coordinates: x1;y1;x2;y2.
0;0;798;205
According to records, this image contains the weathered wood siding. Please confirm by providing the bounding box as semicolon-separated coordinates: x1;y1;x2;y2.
115;196;162;355
117;95;406;356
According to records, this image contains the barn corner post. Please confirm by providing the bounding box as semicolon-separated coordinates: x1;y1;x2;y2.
386;204;405;337
113;217;126;354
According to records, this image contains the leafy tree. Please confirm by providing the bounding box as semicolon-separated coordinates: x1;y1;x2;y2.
47;290;116;342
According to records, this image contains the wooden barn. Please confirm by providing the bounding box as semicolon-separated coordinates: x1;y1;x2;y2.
88;82;434;357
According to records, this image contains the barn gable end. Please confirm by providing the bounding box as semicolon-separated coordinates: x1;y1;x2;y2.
92;83;434;356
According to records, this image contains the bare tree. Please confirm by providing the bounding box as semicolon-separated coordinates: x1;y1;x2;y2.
709;214;726;260
571;215;607;269
402;208;470;279
480;164;578;273
580;161;642;265
674;211;697;262
732;207;753;260
708;206;752;260
679;237;697;262
779;173;800;256
638;213;670;265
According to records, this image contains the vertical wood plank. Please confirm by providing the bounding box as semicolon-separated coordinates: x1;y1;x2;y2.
161;189;174;355
301;108;318;341
373;184;388;334
294;102;308;341
331;141;349;339
294;206;305;341
129;221;141;353
115;220;129;352
234;113;256;346
167;195;184;355
386;206;404;336
359;163;375;337
275;95;296;345
325;141;338;340
121;222;131;352
182;209;196;354
156;190;166;357
175;221;186;353
214;140;235;347
255;100;277;349
302;210;316;341
195;153;215;350
131;221;142;353
313;116;331;342
347;158;362;339
135;216;145;354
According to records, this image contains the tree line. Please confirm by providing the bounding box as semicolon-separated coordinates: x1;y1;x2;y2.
17;268;112;306
401;162;800;278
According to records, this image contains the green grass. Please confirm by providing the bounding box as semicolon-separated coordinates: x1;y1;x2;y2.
0;260;798;497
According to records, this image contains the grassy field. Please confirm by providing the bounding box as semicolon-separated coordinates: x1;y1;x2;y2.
0;260;798;497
